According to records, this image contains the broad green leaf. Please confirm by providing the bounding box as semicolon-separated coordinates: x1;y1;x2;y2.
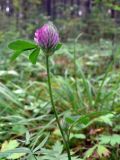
53;43;62;52
10;50;23;61
8;40;37;51
55;43;62;50
29;47;40;64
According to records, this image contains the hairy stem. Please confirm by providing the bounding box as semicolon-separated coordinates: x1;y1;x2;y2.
46;55;71;160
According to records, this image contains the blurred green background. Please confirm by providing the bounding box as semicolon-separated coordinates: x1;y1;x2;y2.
0;1;120;160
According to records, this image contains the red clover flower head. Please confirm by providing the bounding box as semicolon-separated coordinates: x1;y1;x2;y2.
34;22;60;54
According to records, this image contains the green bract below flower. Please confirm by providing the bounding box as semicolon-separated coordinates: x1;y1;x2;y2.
34;22;60;55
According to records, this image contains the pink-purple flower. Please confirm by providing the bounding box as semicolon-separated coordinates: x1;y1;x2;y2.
34;22;60;54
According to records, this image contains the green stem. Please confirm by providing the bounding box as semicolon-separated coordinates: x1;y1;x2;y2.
46;55;71;160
